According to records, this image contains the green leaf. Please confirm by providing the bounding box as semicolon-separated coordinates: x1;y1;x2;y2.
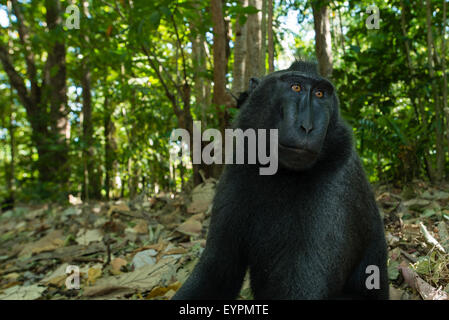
149;11;161;29
413;257;431;276
350;45;360;53
240;5;259;15
385;118;408;145
160;6;171;17
421;208;436;218
387;260;400;280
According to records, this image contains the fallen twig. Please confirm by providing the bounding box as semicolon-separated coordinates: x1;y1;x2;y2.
419;222;446;253
399;262;449;300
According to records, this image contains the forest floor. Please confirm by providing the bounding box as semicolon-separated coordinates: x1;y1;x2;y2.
0;180;449;300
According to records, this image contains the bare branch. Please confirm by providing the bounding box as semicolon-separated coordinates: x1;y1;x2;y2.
141;45;181;114
97;0;125;19
114;0;125;19
170;7;188;83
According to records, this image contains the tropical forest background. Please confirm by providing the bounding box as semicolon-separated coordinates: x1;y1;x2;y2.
0;0;449;300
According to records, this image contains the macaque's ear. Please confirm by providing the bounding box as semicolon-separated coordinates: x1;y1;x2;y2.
249;77;260;92
236;91;249;109
235;78;260;109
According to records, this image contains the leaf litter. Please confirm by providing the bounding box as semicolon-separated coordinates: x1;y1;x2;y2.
1;178;448;300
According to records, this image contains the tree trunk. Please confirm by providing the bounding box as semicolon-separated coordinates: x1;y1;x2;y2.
259;0;267;76
81;59;94;200
8;103;15;202
399;0;434;181
425;0;445;181
81;0;101;200
2;95;16;206
232;0;248;96
45;0;69;187
312;0;333;78
0;0;69;196
337;6;346;55
128;159;139;199
211;0;234;180
180;159;185;190
211;0;230;111
5;19;15;203
245;0;263;86
442;0;449;163
104;100;111;200
192;32;210;124
267;0;274;73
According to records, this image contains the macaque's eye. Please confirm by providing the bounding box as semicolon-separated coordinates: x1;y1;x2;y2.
291;84;301;92
315;90;324;98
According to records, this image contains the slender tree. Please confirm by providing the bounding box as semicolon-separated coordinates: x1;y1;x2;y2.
191;29;211;126
245;0;263;86
425;0;444;181
0;0;69;194
312;0;333;78
259;0;267;76
211;0;234;178
81;0;101;200
232;0;248;96
267;0;274;73
442;0;449;158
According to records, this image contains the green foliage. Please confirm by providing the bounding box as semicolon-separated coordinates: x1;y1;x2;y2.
331;0;447;183
0;0;448;202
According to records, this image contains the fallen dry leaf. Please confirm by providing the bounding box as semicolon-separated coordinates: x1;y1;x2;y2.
108;202;130;216
163;289;176;299
0;284;46;300
179;239;206;249
87;267;102;285
40;263;70;286
176;219;202;237
76;229;103;245
187;181;215;214
146;281;181;299
19;230;65;257
133;220;149;234
132;249;157;268
3;272;20;280
111;258;128;274
28;243;105;263
83;257;177;298
163;247;188;256
190;213;205;222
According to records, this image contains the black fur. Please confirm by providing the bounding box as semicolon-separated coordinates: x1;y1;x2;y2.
288;60;320;74
173;61;389;300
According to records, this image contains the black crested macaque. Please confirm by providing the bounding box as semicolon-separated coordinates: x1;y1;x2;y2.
173;61;389;300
